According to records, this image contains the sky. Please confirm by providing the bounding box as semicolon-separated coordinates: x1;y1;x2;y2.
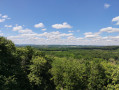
0;0;119;45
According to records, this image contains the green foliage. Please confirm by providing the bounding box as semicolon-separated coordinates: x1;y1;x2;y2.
1;36;119;90
0;37;15;55
87;59;106;90
51;57;87;90
28;56;54;90
0;75;18;90
28;56;47;85
0;37;18;77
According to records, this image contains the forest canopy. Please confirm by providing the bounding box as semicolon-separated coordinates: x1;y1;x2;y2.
1;36;119;90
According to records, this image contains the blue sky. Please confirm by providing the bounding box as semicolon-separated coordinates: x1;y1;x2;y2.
0;0;119;45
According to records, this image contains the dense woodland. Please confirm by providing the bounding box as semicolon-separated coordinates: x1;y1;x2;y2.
1;36;119;90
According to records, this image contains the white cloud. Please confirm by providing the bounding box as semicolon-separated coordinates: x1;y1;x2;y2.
34;23;44;28
84;27;119;39
104;3;110;8
38;31;73;39
4;25;12;28
7;30;119;45
7;25;119;45
2;12;119;45
0;14;10;23
52;22;72;29
0;19;5;22
18;29;34;34
11;25;30;37
68;30;74;33
84;32;100;38
13;25;23;31
7;31;74;44
12;25;35;35
112;16;119;25
100;27;119;33
2;15;8;19
41;28;47;31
